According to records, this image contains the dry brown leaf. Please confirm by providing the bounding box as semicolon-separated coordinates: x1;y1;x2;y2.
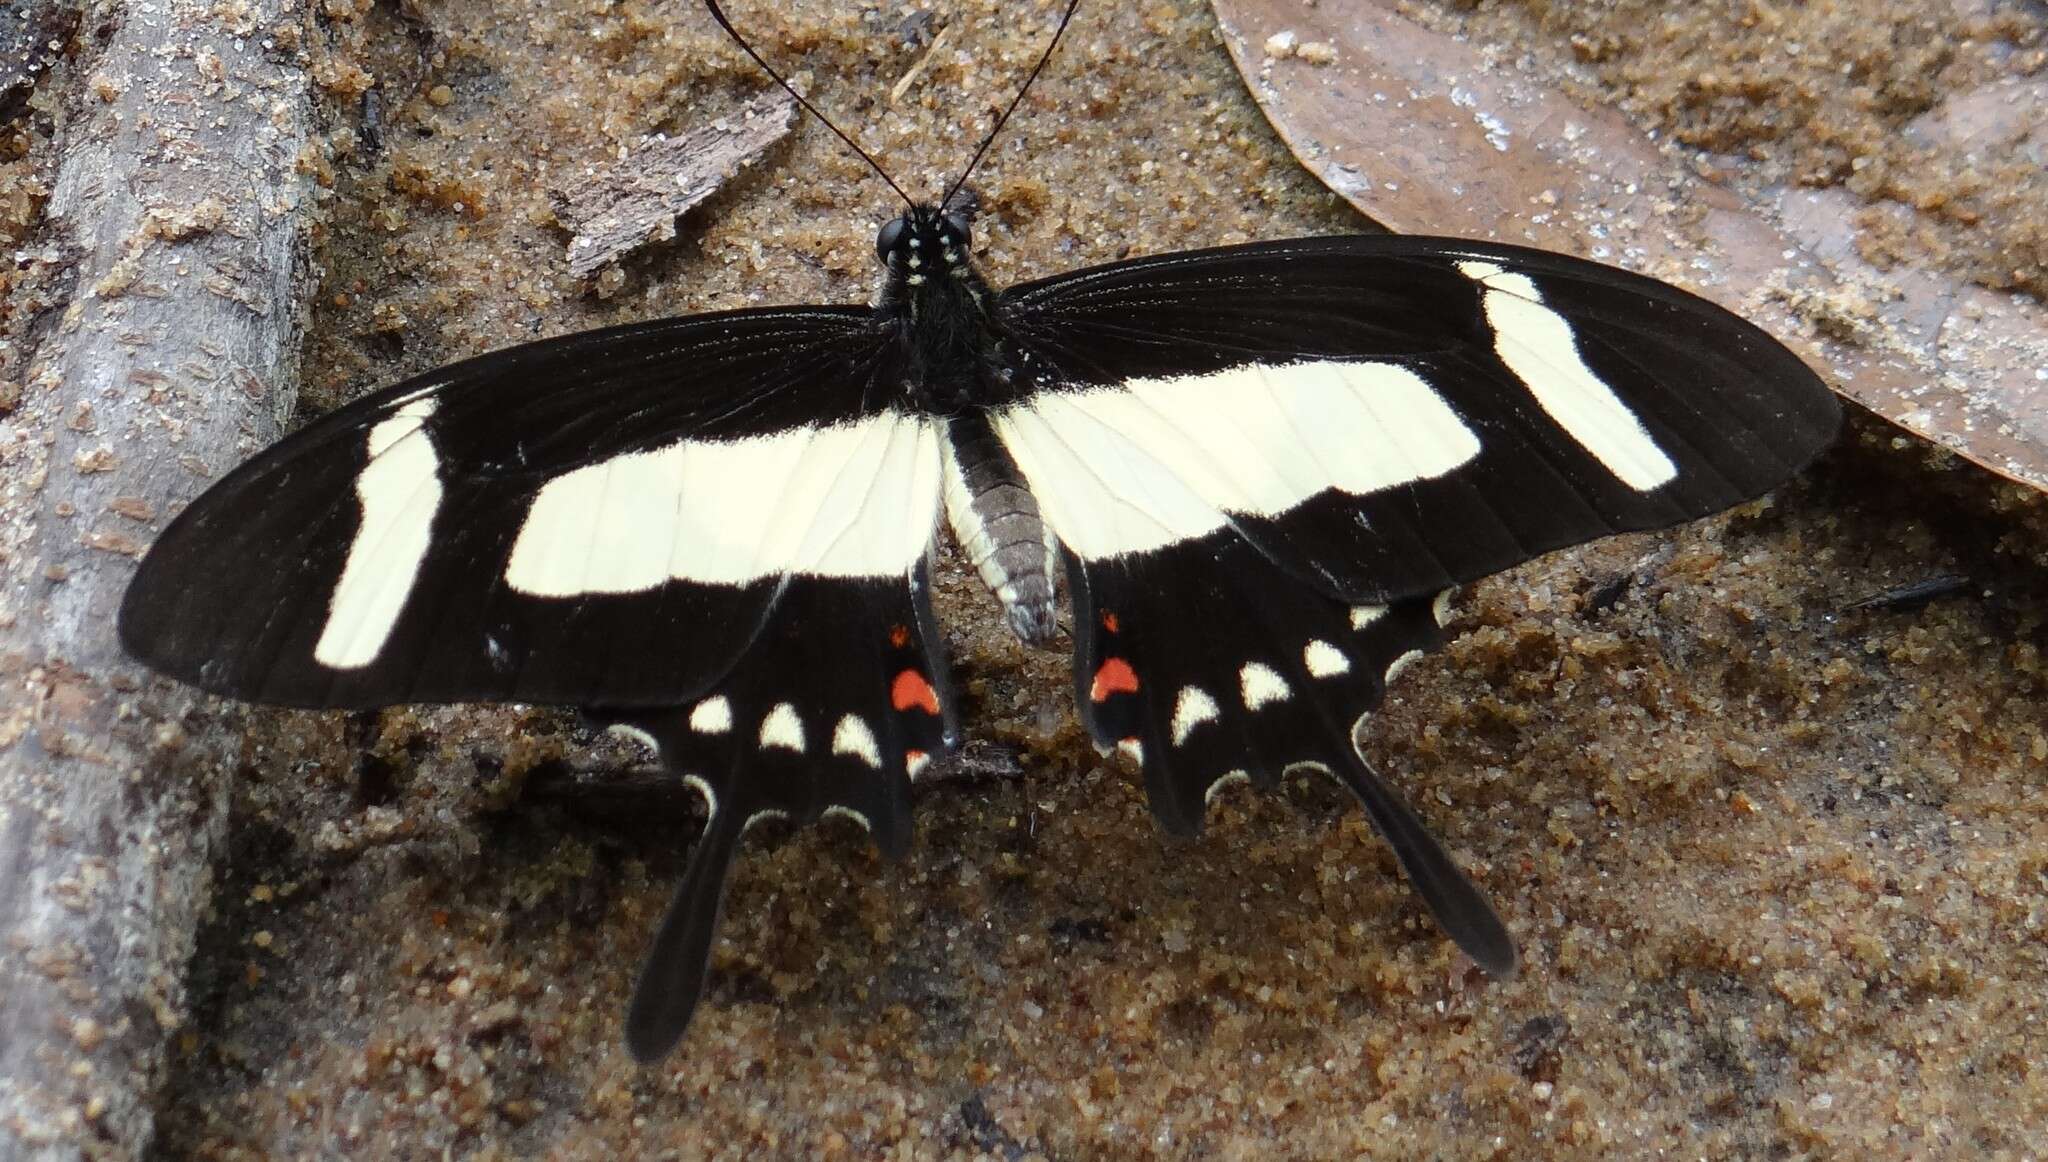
1212;0;2048;495
549;90;797;279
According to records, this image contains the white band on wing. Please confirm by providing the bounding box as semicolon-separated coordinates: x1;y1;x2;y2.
505;412;943;595
994;360;1481;561
315;398;444;669
1458;260;1677;492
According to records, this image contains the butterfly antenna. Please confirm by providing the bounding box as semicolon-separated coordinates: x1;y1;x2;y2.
702;0;916;209
941;0;1082;209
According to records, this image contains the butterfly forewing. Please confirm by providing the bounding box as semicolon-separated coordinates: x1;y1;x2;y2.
993;235;1838;604
118;306;942;708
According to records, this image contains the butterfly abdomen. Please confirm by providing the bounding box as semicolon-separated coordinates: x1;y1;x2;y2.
942;411;1059;647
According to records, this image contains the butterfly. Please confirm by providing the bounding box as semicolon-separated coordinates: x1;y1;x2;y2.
116;0;1839;1061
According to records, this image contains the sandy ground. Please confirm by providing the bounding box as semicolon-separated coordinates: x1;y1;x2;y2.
8;0;2046;1158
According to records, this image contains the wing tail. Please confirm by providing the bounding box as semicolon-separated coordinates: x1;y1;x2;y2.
1324;752;1518;977
595;569;954;1059
625;785;745;1062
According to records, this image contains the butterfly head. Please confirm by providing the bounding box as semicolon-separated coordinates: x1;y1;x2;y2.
875;200;977;284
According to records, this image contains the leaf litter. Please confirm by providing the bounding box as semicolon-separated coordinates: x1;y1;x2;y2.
1211;0;2048;497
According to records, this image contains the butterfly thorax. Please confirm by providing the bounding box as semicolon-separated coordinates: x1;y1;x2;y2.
875;203;1002;412
876;203;1059;648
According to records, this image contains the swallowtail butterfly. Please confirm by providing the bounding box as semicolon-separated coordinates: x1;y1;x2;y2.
118;0;1839;1061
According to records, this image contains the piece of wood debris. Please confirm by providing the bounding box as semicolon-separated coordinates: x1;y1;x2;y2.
550;90;798;279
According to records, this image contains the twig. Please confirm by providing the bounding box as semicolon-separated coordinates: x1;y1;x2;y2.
0;1;315;1157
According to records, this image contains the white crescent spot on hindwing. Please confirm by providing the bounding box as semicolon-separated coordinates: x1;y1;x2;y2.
1350;604;1388;630
1170;686;1220;746
503;412;942;595
315;399;443;669
1431;588;1456;627
1239;662;1291;710
683;774;718;819
1303;639;1350;678
1458;260;1678;492
1204;770;1251;805
994;361;1480;561
759;703;805;753
688;696;732;735
605;723;661;755
821;805;874;832
1385;649;1426;685
831;714;884;770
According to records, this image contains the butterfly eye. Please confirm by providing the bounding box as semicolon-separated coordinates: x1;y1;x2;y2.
875;218;908;261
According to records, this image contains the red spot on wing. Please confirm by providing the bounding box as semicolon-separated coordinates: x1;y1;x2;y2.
1089;658;1140;702
888;624;912;649
891;669;940;714
1100;610;1121;633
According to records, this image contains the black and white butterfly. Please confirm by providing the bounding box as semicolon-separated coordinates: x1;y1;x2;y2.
117;0;1838;1061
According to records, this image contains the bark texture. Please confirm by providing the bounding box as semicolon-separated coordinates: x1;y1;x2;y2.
550;88;797;279
0;1;313;1157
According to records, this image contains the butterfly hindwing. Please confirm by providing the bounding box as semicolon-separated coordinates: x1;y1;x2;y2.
591;565;958;1061
1068;540;1440;828
1067;539;1514;973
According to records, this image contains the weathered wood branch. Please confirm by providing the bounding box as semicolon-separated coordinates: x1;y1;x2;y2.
0;0;314;1157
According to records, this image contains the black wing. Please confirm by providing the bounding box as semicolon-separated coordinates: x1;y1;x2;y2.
594;564;956;1061
120;306;930;709
996;234;1838;972
1070;541;1515;974
995;235;1837;599
120;306;962;1061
